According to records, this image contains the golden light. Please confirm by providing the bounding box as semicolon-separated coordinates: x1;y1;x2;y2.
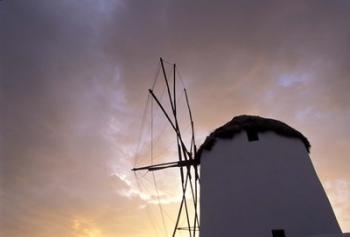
72;218;103;237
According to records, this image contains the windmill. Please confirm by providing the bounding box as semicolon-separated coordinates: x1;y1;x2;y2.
132;57;200;237
132;58;349;237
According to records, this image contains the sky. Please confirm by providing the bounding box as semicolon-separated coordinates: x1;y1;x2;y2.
1;0;350;236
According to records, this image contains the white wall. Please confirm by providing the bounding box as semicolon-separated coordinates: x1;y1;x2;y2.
200;131;341;237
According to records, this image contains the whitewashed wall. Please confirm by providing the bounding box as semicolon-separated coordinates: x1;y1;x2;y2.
200;131;341;237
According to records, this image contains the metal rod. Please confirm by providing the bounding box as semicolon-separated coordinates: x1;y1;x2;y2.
177;227;200;231
169;63;192;237
172;173;189;237
148;89;190;156
149;89;176;131
173;64;177;116
132;160;196;172
184;88;201;235
184;88;195;156
160;57;175;112
183;171;193;237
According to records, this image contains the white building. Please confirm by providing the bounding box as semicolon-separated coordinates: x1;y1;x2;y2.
198;115;345;237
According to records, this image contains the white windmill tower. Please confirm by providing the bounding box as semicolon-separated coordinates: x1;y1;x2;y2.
132;59;348;237
198;115;347;237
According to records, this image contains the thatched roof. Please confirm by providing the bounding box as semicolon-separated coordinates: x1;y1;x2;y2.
196;115;311;160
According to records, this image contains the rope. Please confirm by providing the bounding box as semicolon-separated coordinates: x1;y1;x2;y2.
152;63;162;90
132;61;168;237
133;172;162;237
133;94;151;167
151;99;169;237
134;61;161;167
175;67;187;91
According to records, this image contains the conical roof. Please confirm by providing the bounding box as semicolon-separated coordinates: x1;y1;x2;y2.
196;115;311;159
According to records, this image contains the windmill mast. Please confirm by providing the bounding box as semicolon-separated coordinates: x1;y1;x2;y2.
132;58;200;237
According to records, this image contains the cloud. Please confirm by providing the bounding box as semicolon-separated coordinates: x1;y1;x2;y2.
1;0;350;236
325;179;350;232
277;73;315;88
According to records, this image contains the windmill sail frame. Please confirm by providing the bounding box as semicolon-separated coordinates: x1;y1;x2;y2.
132;58;200;237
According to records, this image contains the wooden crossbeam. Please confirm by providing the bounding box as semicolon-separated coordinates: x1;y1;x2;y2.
132;160;198;172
